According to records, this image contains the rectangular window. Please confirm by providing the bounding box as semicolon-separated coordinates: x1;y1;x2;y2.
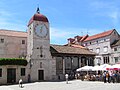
22;40;25;44
96;41;98;43
90;42;91;45
103;56;109;64
40;62;42;68
0;69;2;77
114;57;118;63
104;46;108;52
21;68;25;76
114;48;117;51
1;39;4;43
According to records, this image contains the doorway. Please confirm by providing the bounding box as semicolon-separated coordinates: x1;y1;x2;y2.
7;68;16;83
38;70;44;80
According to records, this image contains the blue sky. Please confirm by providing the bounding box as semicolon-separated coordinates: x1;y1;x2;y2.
0;0;120;45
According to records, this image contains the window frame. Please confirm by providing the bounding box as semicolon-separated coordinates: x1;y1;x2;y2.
1;38;4;43
21;68;26;76
22;40;25;44
0;69;2;77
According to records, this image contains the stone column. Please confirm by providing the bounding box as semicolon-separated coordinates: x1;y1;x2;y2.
79;56;81;67
63;57;65;74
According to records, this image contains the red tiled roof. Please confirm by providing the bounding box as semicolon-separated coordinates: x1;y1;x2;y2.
74;36;82;42
84;29;115;41
28;13;48;26
71;44;86;49
68;38;75;44
80;34;89;42
0;29;27;37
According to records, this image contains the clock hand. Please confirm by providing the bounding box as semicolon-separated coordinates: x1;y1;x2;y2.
40;26;43;33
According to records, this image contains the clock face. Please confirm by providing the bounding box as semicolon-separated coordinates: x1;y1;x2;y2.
35;24;48;37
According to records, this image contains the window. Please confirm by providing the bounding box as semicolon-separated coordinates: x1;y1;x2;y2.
96;48;100;53
22;40;25;44
0;69;2;77
114;48;117;51
1;39;4;43
29;31;31;35
40;62;42;68
114;57;118;63
96;41;98;43
103;56;109;64
90;42;91;45
96;57;101;65
90;49;93;52
21;68;25;76
114;32;116;35
104;46;108;52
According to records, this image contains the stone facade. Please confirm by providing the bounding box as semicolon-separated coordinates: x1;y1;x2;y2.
111;40;120;64
68;29;120;65
0;31;27;58
0;9;95;84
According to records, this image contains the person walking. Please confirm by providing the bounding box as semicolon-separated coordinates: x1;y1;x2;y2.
19;79;23;88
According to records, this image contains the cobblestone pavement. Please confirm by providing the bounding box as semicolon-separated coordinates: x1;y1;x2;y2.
0;80;120;90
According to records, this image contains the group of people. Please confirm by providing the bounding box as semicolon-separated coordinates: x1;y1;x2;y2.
103;70;120;83
75;70;120;83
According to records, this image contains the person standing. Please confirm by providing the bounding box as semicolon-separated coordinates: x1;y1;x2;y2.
65;74;69;84
103;71;106;83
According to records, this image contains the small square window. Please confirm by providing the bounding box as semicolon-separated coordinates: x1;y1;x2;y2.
22;40;25;44
21;68;25;76
1;39;4;43
0;69;2;77
114;57;118;63
114;48;117;51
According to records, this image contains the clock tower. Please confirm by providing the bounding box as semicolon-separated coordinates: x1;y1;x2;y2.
27;8;56;81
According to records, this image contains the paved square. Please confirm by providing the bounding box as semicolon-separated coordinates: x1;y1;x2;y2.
0;80;120;90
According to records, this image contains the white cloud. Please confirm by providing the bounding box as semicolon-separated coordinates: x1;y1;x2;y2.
0;8;26;31
108;11;119;25
50;27;101;44
90;1;120;25
90;1;115;10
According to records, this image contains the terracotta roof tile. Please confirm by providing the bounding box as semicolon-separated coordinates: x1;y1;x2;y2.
84;29;115;42
68;38;75;44
0;29;27;37
80;34;89;42
71;44;87;49
50;44;95;55
28;13;48;26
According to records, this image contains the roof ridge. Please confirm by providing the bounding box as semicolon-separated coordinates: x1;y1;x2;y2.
84;29;115;41
89;29;114;37
0;29;27;33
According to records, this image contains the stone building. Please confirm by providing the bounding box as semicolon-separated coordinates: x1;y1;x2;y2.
68;29;120;65
0;8;95;84
111;40;120;64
